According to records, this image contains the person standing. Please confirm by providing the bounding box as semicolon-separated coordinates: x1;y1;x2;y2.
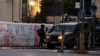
37;24;46;47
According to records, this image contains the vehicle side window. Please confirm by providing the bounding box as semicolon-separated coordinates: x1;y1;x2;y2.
49;26;54;33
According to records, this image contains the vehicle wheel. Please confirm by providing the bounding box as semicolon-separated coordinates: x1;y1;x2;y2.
47;43;55;49
64;42;74;49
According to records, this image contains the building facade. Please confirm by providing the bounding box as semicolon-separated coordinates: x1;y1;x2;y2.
0;0;22;22
0;0;100;22
95;0;100;18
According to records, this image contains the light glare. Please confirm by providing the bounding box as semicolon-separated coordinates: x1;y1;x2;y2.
29;0;36;6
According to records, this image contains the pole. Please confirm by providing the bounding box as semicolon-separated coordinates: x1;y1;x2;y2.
76;0;88;54
57;0;64;53
53;3;55;27
93;6;96;49
90;0;96;49
19;0;22;22
53;0;56;27
80;0;85;51
12;0;14;22
57;16;64;53
92;0;96;49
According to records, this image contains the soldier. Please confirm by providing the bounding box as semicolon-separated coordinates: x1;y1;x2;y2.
37;24;46;47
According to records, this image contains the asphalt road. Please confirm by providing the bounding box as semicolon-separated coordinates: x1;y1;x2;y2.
0;48;100;56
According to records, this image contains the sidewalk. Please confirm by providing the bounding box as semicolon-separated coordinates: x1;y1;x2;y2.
0;46;40;49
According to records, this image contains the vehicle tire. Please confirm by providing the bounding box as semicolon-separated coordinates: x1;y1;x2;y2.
64;42;74;49
47;43;55;49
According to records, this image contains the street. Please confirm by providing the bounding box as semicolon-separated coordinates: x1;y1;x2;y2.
0;48;100;56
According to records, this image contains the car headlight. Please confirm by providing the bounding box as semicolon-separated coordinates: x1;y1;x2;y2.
58;35;62;40
46;35;50;39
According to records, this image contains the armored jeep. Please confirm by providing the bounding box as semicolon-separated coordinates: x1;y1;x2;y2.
44;22;80;49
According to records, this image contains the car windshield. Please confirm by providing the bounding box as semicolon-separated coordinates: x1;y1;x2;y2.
54;25;74;32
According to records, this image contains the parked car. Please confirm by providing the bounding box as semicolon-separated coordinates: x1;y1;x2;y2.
44;22;80;49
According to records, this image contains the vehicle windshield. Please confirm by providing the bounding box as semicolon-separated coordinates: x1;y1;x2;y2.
53;25;74;32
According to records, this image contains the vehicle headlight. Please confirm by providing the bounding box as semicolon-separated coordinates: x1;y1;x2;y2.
58;35;62;40
46;35;50;39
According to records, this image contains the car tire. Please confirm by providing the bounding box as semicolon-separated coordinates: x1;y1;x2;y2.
64;42;74;49
47;43;55;49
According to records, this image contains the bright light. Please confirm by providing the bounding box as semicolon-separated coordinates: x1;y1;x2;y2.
46;35;50;39
58;35;62;40
29;0;36;6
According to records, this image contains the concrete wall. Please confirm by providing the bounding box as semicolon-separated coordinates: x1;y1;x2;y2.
0;22;53;47
0;0;22;22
